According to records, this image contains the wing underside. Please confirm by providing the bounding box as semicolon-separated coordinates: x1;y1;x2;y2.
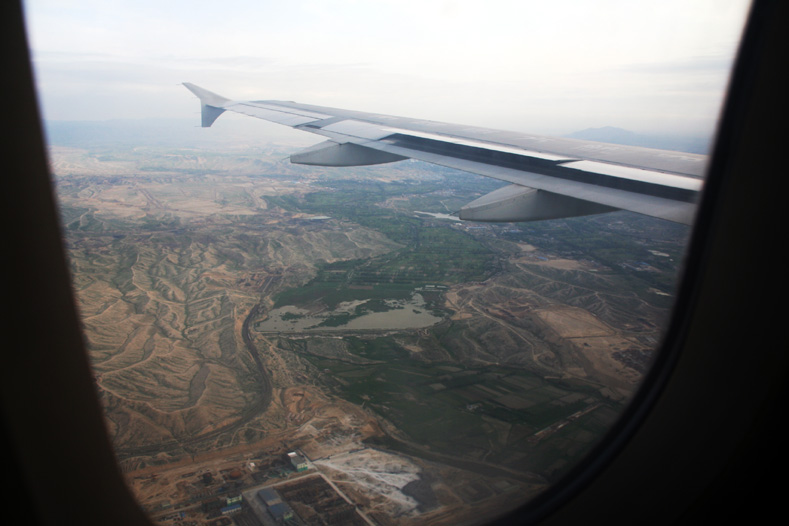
184;83;705;224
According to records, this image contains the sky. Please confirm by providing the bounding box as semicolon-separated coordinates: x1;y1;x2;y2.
23;0;751;137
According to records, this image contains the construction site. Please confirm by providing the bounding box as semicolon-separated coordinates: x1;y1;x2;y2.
129;440;536;526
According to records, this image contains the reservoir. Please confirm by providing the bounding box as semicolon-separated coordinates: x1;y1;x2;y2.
255;293;443;333
414;211;461;221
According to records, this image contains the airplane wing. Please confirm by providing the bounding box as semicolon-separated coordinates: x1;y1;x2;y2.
184;83;705;224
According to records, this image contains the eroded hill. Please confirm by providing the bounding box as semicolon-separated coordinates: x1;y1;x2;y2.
50;140;689;524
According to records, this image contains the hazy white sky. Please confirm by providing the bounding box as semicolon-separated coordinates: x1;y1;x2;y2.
23;0;750;136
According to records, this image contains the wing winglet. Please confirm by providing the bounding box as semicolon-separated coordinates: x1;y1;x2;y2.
183;83;231;127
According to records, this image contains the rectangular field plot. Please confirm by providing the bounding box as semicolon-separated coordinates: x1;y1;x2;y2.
292;337;622;476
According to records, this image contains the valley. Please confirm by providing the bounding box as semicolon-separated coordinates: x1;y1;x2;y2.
49;136;689;525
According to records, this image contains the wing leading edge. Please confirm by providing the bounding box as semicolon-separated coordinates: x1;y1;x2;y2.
184;83;706;224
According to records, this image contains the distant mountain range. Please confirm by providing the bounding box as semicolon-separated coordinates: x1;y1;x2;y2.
565;126;710;154
42;118;312;149
44;119;196;147
43;120;711;155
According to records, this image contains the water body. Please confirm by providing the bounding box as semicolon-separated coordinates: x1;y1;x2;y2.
414;211;461;221
256;293;442;333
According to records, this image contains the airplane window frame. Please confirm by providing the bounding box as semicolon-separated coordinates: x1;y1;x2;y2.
4;1;785;525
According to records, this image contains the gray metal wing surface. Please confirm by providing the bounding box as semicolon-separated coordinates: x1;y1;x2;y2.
184;83;706;224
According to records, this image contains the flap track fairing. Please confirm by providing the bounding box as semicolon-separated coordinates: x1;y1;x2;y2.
459;184;618;222
290;140;407;167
